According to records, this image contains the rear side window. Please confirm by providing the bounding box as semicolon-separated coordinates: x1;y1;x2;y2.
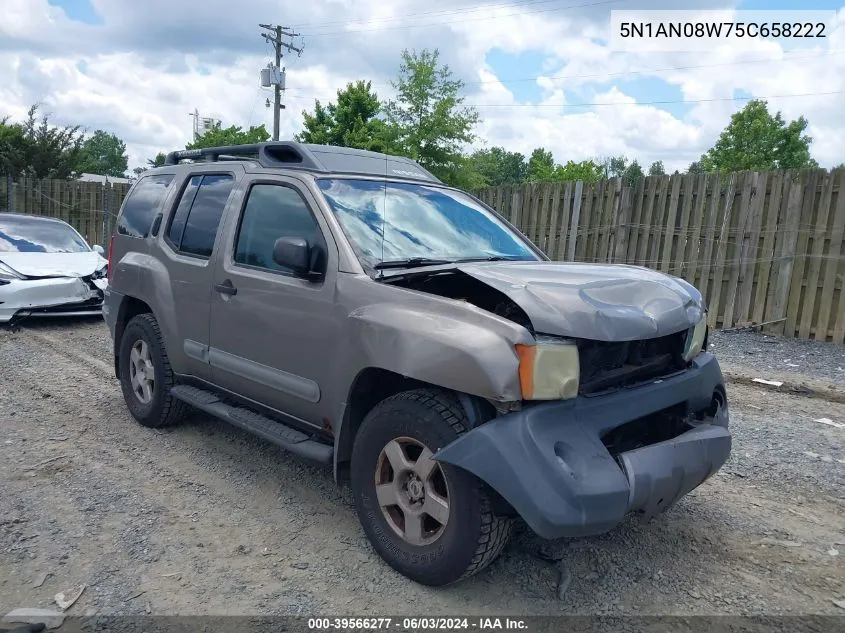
117;174;174;238
234;184;322;273
166;174;234;258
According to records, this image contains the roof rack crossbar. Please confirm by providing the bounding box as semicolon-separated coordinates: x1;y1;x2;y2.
161;141;442;183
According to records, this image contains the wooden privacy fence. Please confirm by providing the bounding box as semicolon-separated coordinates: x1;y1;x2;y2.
477;168;845;343
0;176;131;249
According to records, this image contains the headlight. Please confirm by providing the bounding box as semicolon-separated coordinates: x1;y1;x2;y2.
0;262;23;281
515;336;579;400
683;315;708;362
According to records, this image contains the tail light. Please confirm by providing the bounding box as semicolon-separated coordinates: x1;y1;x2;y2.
107;235;114;283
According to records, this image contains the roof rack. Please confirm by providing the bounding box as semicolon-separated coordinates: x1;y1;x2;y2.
163;141;441;183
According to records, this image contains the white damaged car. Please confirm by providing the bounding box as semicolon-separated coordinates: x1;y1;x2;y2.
0;213;108;325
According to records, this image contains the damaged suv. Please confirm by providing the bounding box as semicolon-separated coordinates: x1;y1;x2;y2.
104;142;731;586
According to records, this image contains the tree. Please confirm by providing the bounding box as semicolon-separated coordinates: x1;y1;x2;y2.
147;152;166;168
0;104;85;178
687;161;704;173
186;123;270;150
0;116;26;175
553;160;605;183
648;160;666;176
600;155;644;185
699;99;817;172
467;146;527;186
77;130;128;177
296;80;392;152
383;48;479;185
622;159;644;186
833;162;845;170
526;148;555;181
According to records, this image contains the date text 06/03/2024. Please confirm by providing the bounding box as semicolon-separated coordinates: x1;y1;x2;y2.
307;617;529;630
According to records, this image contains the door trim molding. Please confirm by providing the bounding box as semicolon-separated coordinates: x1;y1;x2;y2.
207;346;321;403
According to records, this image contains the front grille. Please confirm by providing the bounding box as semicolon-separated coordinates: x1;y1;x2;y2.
578;330;688;395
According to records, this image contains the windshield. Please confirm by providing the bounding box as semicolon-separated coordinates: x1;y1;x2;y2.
316;178;539;270
0;216;91;253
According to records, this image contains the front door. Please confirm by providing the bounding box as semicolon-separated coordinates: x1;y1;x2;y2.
207;176;340;428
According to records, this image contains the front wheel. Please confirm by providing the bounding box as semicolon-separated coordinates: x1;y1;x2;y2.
350;389;512;586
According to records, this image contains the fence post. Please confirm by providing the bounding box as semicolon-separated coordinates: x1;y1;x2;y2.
566;181;584;261
102;181;110;249
5;174;12;212
770;174;804;335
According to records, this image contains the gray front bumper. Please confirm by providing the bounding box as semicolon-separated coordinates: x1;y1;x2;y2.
433;353;731;540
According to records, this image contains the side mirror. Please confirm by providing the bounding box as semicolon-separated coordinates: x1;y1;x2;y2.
93;244;105;256
273;237;311;276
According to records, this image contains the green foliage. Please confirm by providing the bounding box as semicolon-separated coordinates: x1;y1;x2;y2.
383;48;479;185
0;116;26;175
147;152;166;168
699;99;817;172
0;104;85;178
648;160;666;176
77;129;128;177
553;160;605;183
526;148;555;181
687;161;704;174
466;146;527;186
186;123;270;150
295;80;391;152
599;155;644;186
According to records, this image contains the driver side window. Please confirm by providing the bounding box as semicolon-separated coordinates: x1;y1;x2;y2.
234;184;323;274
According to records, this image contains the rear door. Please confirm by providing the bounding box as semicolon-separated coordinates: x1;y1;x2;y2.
151;166;241;381
207;174;341;426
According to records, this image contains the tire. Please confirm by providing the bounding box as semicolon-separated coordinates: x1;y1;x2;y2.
350;388;512;586
118;313;189;428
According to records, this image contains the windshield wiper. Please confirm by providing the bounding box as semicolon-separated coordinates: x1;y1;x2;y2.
373;257;454;270
453;255;529;263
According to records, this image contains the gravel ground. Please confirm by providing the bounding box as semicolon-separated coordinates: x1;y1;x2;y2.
0;319;843;625
709;329;845;389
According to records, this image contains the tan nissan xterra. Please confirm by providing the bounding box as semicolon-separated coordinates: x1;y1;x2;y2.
103;142;731;586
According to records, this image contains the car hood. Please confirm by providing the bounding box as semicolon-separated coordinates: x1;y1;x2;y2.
455;261;705;341
0;251;107;279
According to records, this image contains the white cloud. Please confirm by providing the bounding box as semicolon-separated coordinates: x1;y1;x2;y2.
0;0;843;174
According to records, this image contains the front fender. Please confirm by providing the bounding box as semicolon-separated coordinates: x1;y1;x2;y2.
346;302;526;401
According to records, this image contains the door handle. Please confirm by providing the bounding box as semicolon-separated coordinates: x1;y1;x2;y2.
214;280;237;296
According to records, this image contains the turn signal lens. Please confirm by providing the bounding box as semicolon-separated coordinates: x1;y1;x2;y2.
516;339;580;401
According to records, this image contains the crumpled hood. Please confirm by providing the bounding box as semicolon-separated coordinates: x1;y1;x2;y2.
0;251;107;279
456;261;705;341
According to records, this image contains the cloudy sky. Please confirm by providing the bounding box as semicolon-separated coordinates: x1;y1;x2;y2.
1;0;843;173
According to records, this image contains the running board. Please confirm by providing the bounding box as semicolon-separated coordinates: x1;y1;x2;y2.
170;385;333;464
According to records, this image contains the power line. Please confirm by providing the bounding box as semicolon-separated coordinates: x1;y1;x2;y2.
302;0;626;37
281;90;843;110
281;50;842;96
458;90;844;108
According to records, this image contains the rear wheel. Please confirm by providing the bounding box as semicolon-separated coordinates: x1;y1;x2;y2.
118;313;189;428
350;388;512;586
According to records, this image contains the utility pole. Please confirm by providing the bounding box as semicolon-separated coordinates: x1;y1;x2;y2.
259;23;302;141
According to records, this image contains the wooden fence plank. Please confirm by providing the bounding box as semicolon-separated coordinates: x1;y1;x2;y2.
784;170;819;338
659;175;683;273
580;181;599;261
734;172;767;326
635;176;657;266
613;179;633;263
721;172;754;328
818;170;845;342
800;171;836;339
539;182;557;253
597;178;616;261
626;175;647;261
769;173;805;335
565;181;583;261
752;171;783;326
707;172;738;328
684;173;708;286
545;182;564;259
